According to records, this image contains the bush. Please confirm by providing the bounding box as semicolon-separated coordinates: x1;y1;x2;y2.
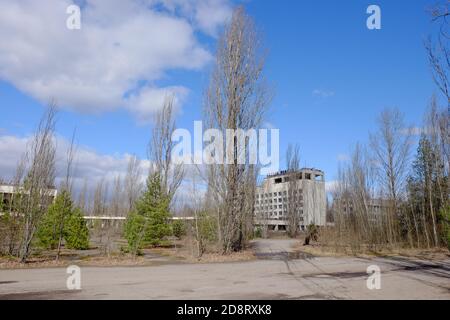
190;211;218;256
37;192;69;249
172;220;186;239
37;191;90;250
124;212;146;255
197;211;217;243
65;208;90;249
143;200;171;246
304;223;319;245
254;227;262;239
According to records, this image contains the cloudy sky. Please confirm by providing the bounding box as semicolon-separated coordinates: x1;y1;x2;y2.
0;0;445;197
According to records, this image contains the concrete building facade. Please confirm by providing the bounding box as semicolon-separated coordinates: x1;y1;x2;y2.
331;196;392;221
0;184;58;212
254;168;326;231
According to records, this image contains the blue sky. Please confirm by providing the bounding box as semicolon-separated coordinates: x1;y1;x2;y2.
0;0;444;191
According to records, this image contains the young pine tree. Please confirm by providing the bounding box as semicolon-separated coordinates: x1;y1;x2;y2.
38;191;89;251
124;172;171;255
37;191;72;250
64;207;90;249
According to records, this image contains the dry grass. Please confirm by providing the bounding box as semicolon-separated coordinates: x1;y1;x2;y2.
146;238;256;263
0;237;258;269
294;236;450;261
182;251;255;263
0;254;151;269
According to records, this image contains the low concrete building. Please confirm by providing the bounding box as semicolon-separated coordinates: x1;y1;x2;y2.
254;168;326;231
0;184;58;212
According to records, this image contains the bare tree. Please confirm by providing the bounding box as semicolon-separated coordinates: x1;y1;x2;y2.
77;178;88;213
111;175;124;216
91;178;113;255
255;175;269;238
93;178;108;217
190;173;204;258
204;7;272;253
148;96;184;206
429;2;450;21
19;103;57;262
2;155;27;256
426;2;450;189
370;108;412;244
331;144;381;251
124;155;142;213
55;129;77;260
426;97;448;245
425;38;449;105
425;1;449;105
286;144;301;237
62;129;77;193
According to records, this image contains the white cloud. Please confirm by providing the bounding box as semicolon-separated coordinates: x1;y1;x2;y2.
0;135;29;179
312;89;335;98
337;153;350;162
262;121;276;129
125;86;189;123
0;0;232;119
0;133;212;209
0;134;150;195
194;0;232;36
325;180;337;193
161;0;232;36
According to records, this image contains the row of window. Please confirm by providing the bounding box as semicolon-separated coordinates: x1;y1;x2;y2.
256;190;302;198
255;208;303;215
255;211;305;220
255;204;303;210
256;197;303;205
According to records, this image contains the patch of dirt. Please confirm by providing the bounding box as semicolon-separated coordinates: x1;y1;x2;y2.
183;251;256;263
0;238;258;269
255;251;314;261
0;254;173;269
0;257;69;269
146;240;257;264
302;271;368;279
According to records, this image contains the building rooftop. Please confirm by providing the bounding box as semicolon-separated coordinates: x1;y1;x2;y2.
266;168;324;178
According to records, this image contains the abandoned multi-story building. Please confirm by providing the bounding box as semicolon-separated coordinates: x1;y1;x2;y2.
331;196;392;220
0;184;58;212
254;168;326;231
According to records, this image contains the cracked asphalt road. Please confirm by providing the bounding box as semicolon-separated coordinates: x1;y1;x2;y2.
1;239;449;299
